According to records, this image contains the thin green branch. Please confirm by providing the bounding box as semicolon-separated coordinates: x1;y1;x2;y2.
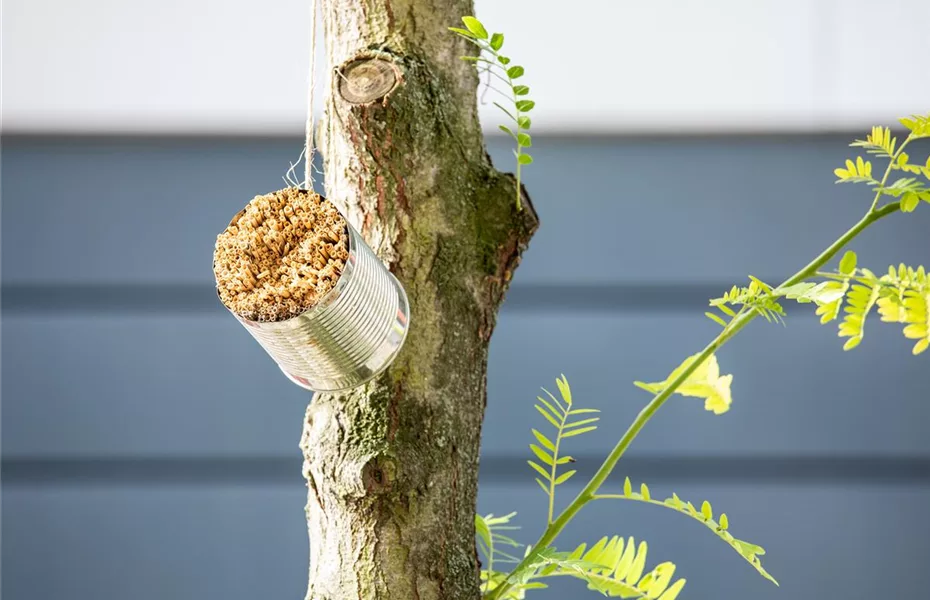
452;19;530;211
488;199;903;600
870;137;914;212
590;490;776;584
547;406;569;524
484;533;495;595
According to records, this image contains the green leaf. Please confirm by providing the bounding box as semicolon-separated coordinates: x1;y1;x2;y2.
838;283;881;350
815;281;850;323
530;444;554;466
527;460;550;480
529;537;686;599
839;251;857;277
516;99;535;112
497;55;511;65
842;336;862;351
448;27;476;38
717;303;737;317
475;514;492;548
532;429;555;452
498;124;517;140
507;66;525;79
623;477;632;496
901;191;920;212
536;395;562;420
634;380;660;394
556;375;572;406
517;153;534;165
461;16;488;39
513;85;530;96
554;470;577;485
705;311;728;327
517;116;531;129
877;177;926;198
561;425;596;437
635;353;733;415
489;32;504;51
658;578;687;600
640;483;651;501
517;132;532;147
534;404;561;428
701;501;713;520
564;417;599;429
719;513;729;530
834;156;875;183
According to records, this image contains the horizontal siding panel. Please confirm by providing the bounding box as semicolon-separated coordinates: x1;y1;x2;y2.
2;485;308;600
3;313;927;458
1;315;311;458
488;313;929;456
3;137;926;285
4;482;928;599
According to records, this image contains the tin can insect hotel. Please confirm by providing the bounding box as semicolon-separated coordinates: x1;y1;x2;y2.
213;188;409;392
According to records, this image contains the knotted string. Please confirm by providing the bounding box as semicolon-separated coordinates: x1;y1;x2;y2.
303;0;319;189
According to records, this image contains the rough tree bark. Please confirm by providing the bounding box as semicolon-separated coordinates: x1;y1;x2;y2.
298;1;538;599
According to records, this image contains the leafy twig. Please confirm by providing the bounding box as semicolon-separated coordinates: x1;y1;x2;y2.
451;17;534;211
488;113;930;599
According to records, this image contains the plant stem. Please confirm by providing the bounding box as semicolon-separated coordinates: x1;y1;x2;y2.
466;36;525;211
484;533;494;595
487;199;902;600
507;70;524;211
547;408;569;524
869;137;912;212
779;202;901;288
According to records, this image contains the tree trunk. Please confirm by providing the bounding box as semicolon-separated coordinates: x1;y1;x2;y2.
298;1;538;599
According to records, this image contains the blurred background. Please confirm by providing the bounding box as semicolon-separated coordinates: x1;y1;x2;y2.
2;1;928;599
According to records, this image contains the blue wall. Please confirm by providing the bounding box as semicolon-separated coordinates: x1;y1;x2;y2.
2;134;928;599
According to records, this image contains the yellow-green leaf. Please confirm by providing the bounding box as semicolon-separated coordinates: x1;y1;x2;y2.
532;429;555;452
534;404;561;428
554;470;577;485
530;444;554;466
839;250;857;275
527;460;549;480
701;501;713;520
635;353;733;414
461;16;488;39
562;426;597;438
658;578;687;600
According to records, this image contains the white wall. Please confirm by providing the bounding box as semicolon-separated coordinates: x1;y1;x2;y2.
2;0;928;134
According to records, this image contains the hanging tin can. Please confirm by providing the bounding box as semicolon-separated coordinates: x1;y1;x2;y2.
221;218;409;392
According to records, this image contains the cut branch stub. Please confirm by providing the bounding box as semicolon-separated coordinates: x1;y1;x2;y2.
337;57;401;105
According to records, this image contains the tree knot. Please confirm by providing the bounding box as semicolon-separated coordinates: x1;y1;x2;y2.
337;57;402;106
361;455;397;494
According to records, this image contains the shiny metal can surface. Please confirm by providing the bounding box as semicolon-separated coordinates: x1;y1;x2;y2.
224;223;409;392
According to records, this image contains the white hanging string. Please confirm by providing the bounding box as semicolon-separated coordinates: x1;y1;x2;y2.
303;0;319;189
